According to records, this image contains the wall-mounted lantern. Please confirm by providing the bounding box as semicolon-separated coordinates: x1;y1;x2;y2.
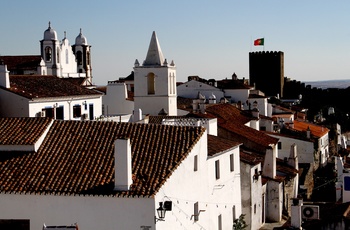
155;201;172;222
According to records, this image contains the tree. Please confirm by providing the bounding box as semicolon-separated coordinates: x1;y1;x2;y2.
233;214;248;230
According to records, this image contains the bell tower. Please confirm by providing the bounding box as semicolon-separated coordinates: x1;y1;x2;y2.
40;22;61;76
133;31;177;116
72;28;92;85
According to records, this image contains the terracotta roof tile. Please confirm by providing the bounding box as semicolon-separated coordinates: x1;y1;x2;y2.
207;135;241;157
189;104;279;148
5;75;102;99
0;119;205;197
0;117;52;145
292;120;329;138
0;55;42;72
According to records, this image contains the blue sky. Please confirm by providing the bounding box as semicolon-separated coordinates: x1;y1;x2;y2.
1;1;349;85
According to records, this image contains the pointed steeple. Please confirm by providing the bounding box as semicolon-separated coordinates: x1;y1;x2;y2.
143;31;165;66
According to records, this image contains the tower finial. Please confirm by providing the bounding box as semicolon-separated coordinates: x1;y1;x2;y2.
64;31;67;39
80;28;82;35
48;21;51;28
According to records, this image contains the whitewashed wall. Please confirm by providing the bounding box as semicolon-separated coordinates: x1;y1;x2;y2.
0;90;29;117
177;80;224;99
134;67;177;116
266;180;283;222
224;89;250;105
268;134;315;164
103;82;134;116
240;161;263;230
0;193;155;230
155;132;242;230
29;96;102;120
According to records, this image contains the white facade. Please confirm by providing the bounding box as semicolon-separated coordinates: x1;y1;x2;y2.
240;161;264;230
225;88;250;105
0;194;155;230
40;22;92;82
269;134;314;164
134;32;177;116
0;88;102;120
155;133;242;230
102;82;134;116
177;80;224;99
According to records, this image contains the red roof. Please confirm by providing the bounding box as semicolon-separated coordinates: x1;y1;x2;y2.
0;117;52;145
208;135;241;156
5;75;102;99
293;120;329;138
0;119;205;197
0;55;42;72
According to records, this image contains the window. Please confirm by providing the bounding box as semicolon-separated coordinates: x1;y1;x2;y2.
0;219;29;230
230;154;234;172
73;105;81;118
56;106;64;120
260;126;266;131
147;73;155;95
89;104;94;121
76;51;83;65
232;206;236;222
215;160;220;179
218;214;222;230
194;202;199;221
254;204;257;214
57;48;60;63
345;176;350;191
66;49;69;64
45;46;52;62
278;142;282;149
42;107;54;118
194;155;198;172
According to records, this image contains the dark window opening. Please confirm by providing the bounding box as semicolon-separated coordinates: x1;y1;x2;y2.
0;219;30;230
45;46;52;62
56;106;64;120
73;105;81;118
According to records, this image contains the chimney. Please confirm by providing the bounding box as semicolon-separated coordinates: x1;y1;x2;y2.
291;198;303;229
114;138;133;191
262;147;276;178
0;62;10;88
133;108;142;122
306;126;311;139
288;144;298;170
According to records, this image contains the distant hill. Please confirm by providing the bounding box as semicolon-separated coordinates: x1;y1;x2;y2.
303;79;350;89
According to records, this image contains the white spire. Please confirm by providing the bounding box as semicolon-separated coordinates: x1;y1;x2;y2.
143;31;165;66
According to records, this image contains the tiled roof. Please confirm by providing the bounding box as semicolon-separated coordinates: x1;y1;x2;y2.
292;120;329;138
193;104;279;148
0;117;52;145
240;147;297;179
0;55;42;71
61;77;87;86
0;119;205;197
148;115;187;124
205;103;253;125
207;135;241;157
5;75;102;99
239;149;263;165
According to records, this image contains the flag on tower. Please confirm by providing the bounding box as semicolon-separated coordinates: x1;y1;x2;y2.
254;38;264;46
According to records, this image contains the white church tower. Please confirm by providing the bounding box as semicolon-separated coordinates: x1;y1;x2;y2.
133;31;177;116
72;29;92;85
40;22;61;76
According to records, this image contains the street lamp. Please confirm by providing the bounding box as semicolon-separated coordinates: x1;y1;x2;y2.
156;202;166;222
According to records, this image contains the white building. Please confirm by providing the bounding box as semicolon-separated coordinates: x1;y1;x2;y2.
1;22;92;85
0;117;242;230
134;31;177;116
0;63;102;120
